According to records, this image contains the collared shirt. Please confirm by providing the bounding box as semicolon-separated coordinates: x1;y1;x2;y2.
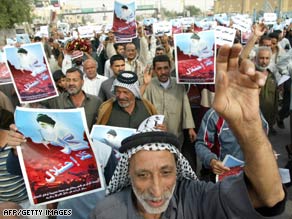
41;91;102;130
98;77;116;102
104;59;114;78
91;174;286;218
143;77;195;146
125;58;144;86
83;74;108;96
106;99;151;129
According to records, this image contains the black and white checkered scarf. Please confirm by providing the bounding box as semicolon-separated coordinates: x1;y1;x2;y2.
106;142;198;195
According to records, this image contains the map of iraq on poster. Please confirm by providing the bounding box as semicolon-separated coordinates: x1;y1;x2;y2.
4;43;58;103
174;31;215;84
15;107;105;205
112;0;137;42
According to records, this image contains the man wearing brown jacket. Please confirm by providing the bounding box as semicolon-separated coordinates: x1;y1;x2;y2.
96;71;164;130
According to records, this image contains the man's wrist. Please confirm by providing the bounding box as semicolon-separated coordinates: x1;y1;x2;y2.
210;159;218;168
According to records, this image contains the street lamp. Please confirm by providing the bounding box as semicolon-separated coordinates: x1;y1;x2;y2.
102;4;106;21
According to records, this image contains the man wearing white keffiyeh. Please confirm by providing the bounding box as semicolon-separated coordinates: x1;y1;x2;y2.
90;44;286;219
106;131;197;195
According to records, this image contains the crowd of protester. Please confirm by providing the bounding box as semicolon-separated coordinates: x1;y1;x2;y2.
0;15;292;219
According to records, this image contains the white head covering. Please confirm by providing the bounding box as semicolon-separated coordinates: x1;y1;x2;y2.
111;71;141;99
106;128;197;195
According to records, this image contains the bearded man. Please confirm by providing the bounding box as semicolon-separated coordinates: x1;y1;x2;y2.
96;71;161;130
38;67;102;130
90;44;286;219
255;46;279;134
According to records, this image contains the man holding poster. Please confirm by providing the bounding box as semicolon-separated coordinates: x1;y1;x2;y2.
113;1;137;41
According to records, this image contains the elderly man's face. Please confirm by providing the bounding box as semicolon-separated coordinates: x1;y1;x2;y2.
84;60;97;79
115;86;135;109
129;150;177;216
256;50;271;70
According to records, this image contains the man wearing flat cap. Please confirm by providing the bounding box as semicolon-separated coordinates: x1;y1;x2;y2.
96;71;164;130
91;45;286;218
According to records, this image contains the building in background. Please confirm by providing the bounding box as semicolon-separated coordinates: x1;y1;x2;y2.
214;0;292;16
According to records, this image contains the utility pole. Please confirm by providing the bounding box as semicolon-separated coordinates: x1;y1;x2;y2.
278;0;282;18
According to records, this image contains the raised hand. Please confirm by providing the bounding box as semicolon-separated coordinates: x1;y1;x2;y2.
213;44;284;208
252;23;267;38
213;44;266;128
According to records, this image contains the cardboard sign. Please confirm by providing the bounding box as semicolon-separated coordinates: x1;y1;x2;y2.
153;21;172;37
263;13;277;25
215;26;236;47
78;26;94;38
231;14;252;32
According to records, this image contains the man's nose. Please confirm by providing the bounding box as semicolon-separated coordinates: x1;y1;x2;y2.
149;175;163;198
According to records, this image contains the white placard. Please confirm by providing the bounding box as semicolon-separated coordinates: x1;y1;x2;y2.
78;26;94;38
231;14;252;32
181;17;194;29
215;26;236;47
263;13;277;25
39;25;49;38
153;21;172;36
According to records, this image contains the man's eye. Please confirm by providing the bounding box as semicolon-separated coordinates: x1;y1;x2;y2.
162;171;171;176
137;173;148;178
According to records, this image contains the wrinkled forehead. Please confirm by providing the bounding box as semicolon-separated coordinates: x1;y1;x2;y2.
129;149;176;170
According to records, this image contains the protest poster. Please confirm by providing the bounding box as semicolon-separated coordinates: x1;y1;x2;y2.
216;155;244;182
143;18;156;36
4;43;58;103
112;0;137;40
92;25;104;34
216;154;290;184
78;26;95;39
153;21;172;37
91;125;136;159
39;25;49;38
170;19;182;34
214;13;229;26
90;115;164;159
16;34;31;44
6;38;17;46
0;49;12;85
180;17;194;31
57;22;70;35
194;18;215;31
115;36;133;43
263;13;277;25
231;14;252;32
215;26;236;47
15;107;105;205
174;31;215;84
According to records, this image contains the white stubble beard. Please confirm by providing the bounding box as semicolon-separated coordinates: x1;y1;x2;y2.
131;181;176;215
